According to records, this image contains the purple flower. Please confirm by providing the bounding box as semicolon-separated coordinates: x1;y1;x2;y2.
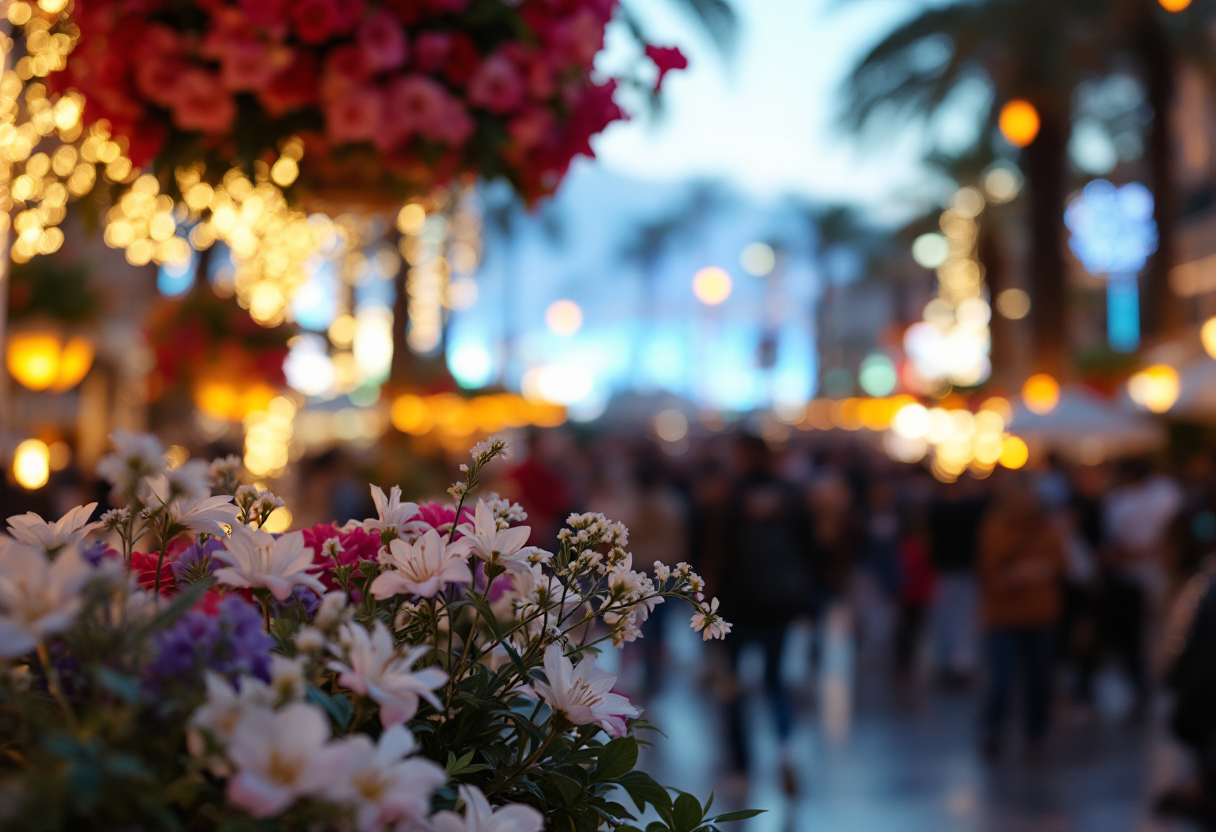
81;540;117;567
147;596;274;687
271;585;321;620
171;537;225;585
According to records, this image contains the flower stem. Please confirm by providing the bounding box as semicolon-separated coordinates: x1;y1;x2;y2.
36;643;75;729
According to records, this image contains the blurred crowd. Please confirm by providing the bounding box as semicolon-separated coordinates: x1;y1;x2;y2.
5;426;1216;824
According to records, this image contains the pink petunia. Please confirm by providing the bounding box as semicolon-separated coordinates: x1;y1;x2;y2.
325;44;373;84
467;52;524;114
357;10;408;73
325;86;383;144
645;45;688;91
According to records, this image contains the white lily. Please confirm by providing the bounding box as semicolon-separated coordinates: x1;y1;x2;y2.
144;473;239;537
225;702;347;818
370;528;473;599
0;540;93;658
461;501;532;574
326;724;447;831
6;503;99;556
326;621;446;727
213;524;327;601
531;644;638;738
364;485;421;539
431;784;544;832
96;430;165;495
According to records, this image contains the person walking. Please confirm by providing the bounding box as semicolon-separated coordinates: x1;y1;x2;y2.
978;475;1068;760
927;476;989;686
719;433;816;794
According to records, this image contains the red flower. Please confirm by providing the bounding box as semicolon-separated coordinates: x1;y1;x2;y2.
413;31;452;73
326;45;374;84
324;85;383;144
131;550;177;597
239;0;291;30
645;45;688;90
291;0;344;44
259;51;320;116
443;34;480;87
357;10;408;73
468;53;525;114
172;69;237;134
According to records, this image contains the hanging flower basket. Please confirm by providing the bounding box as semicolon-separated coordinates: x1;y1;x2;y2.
55;0;682;205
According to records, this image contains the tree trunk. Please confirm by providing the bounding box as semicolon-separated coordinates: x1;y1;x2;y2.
1023;107;1070;377
1141;25;1183;341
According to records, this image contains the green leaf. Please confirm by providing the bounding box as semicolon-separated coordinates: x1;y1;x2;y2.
306;686;352;730
618;771;673;824
672;792;703;832
646;823;672;832
707;809;765;823
137;578;213;637
94;667;142;705
592;736;638;782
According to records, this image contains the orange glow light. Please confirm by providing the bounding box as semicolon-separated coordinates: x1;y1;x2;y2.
692;267;732;305
1159;0;1192;10
1022;373;1060;415
999;435;1029;469
999;100;1041;148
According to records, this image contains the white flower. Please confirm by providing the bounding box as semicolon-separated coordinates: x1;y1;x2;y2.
144;473;239;537
158;458;212;503
469;437;508;464
213;524;326;601
326;725;447;832
653;561;671;583
96;430;165;494
295;626;326;653
365;485;420;538
326;621;447;727
315;591;349;629
531;644;638;737
431;784;543;832
689;597;732;641
188;672;274;773
461;501;532;574
0;540;92;658
269;655;308;703
209;454;242;489
6;503;98;556
370;528;473;600
226;702;348;818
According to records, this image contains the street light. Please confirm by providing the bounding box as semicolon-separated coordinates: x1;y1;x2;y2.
5;330;95;392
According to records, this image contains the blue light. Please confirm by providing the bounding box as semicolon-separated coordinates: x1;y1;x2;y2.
157;252;197;297
293;261;338;331
448;341;495;388
1065;180;1157;351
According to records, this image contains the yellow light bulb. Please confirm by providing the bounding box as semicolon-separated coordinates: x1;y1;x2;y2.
1021;374;1060;415
693;267;732;305
999;100;1041;148
13;438;50;489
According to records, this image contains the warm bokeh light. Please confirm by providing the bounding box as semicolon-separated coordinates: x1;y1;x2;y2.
653;409;689;443
1202;317;1216;359
1159;0;1192;11
996;288;1031;320
1022;374;1060;415
1128;364;1179;413
6;331;94;391
999;435;1029;469
740;242;776;276
692;266;732;305
13;438;50;489
545;300;584;336
999;99;1041;147
391;391;566;439
260;507;293;534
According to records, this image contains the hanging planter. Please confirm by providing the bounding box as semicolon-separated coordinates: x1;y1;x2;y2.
54;0;683;206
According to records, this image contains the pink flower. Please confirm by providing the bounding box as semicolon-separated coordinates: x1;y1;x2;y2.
324;86;383;145
291;0;343;44
549;9;606;69
172;69;237;134
383;75;445;141
357;10;408;73
412;31;452;73
239;0;291;30
508;107;555;151
326;45;373;84
218;40;287;93
468;53;524;114
433;98;474;144
259;51;320;116
133;26;186;107
645;45;688;91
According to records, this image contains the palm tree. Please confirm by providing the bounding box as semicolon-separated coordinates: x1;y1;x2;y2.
844;0;1216;373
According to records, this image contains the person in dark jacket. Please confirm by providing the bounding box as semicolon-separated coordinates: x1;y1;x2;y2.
718;434;817;793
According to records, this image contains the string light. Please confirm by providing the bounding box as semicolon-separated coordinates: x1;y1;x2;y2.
999;100;1041;147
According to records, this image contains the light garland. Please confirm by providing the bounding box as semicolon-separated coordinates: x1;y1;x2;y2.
400;187;481;355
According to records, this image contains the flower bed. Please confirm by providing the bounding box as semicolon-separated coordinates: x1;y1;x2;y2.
0;433;753;831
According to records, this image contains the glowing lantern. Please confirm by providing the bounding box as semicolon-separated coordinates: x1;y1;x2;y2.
13;439;50;489
999;100;1041;148
1159;0;1192;10
6;331;95;392
1202;317;1216;359
999;435;1029;469
1127;364;1179;413
1022;374;1060;415
692;267;732;305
